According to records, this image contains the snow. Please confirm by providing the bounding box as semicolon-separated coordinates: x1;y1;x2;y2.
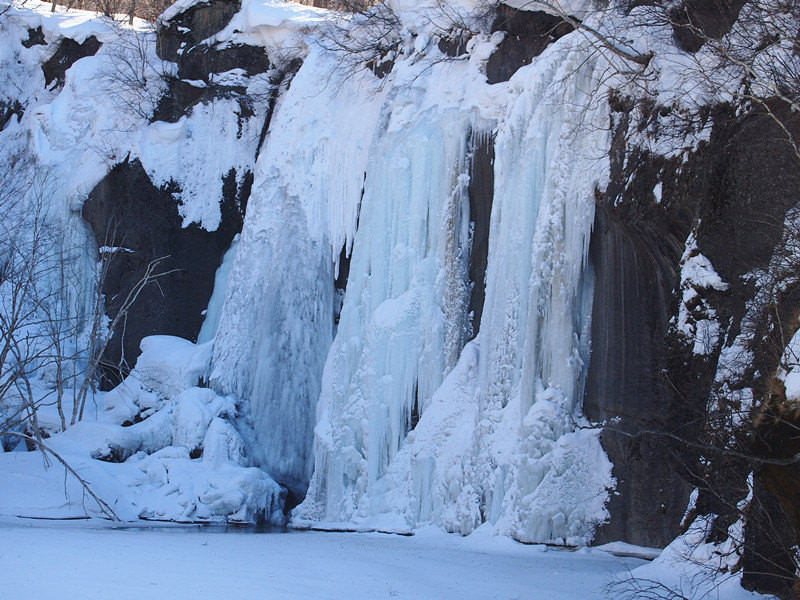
0;517;647;600
134;336;214;399
653;181;662;203
0;335;285;525
675;233;729;356
781;328;800;402
234;0;330;29
627;515;766;600
4;0;152;43
596;541;663;560
207;0;332;53
502;0;594;19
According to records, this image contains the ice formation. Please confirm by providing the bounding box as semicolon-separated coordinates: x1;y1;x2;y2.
209;7;615;542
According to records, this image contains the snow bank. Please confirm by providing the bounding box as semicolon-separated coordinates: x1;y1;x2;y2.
624;515;765;600
204;0;332;53
0;336;285;524
502;0;594;19
4;0;151;43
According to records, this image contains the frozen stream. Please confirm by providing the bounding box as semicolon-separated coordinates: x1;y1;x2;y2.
0;518;645;600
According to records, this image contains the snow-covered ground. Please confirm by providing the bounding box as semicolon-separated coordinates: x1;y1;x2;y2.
1;517;646;600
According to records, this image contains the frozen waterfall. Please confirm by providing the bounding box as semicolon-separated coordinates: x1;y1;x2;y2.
211;28;613;542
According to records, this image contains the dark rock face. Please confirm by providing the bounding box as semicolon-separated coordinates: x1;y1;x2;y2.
586;94;800;593
670;0;747;53
151;0;282;125
742;476;799;597
334;243;352;326
695;102;800;284
82;158;247;388
0;99;24;132
586;202;693;546
177;42;271;81
467;131;494;338
585;105;697;544
152;76;249;123
487;6;574;84
156;0;241;62
699;103;800;598
438;31;470;57
22;26;46;49
745;389;800;597
152;58;297;129
366;55;395;79
42;36;102;89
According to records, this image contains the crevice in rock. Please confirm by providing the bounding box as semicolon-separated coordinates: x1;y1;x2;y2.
255;59;303;158
406;382;420;435
467;130;494;339
438;30;471;57
0;99;24;132
366;53;395;79
92;442;135;463
282;488;302;516
334;244;351;327
22;26;46;48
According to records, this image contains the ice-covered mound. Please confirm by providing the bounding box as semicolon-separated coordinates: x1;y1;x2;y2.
0;336;286;525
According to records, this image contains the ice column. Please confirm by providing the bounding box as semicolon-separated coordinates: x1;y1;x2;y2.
209;46;387;493
477;43;610;544
300;102;476;522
